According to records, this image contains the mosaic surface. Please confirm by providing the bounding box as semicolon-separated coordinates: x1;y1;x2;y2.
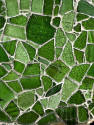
0;0;94;125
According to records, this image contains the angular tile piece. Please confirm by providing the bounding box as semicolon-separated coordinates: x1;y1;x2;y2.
26;14;56;44
53;17;60;27
0;45;9;62
62;79;78;101
74;23;81;32
54;6;59;16
78;106;88;122
10;15;27;26
15;42;30;64
46;60;70;82
42;76;52;92
2;40;17;56
77;13;88;21
56;48;62;58
87;64;94;77
86;44;94;62
14;60;25;73
77;0;94;16
60;0;73;15
69;64;89;82
55;28;66;47
7;81;22;93
32;101;44;116
0;66;7;78
4;24;26;40
82;18;94;30
43;0;54;15
3;71;19;81
0;16;5;29
5;101;20;120
66;32;76;42
74;31;87;49
68;90;85;105
17;111;39;124
62;11;75;32
23;63;40;76
20;76;41;89
31;0;43;13
88;31;94;43
74;49;84;63
18;91;35;110
20;0;30;10
5;0;19;16
80;77;94;90
38;39;54;61
0;110;11;122
61;41;75;66
0;81;14;108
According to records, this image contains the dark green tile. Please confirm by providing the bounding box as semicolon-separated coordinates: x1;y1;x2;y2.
0;16;5;29
0;110;11;122
0;66;7;78
26;14;56;44
55;0;61;4
77;13;88;21
88;31;94;43
53;17;60;27
74;23;81;32
14;60;25;73
20;76;41;89
54;6;59;16
74;49;84;63
87;64;94;77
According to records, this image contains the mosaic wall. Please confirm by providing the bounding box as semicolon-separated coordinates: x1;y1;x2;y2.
0;0;94;125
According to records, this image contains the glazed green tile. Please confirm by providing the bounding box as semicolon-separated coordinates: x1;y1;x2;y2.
56;48;62;58
43;0;54;15
77;13;88;21
87;64;94;77
62;78;78;102
38;113;57;125
56;106;77;125
3;71;19;81
7;81;22;93
61;41;75;66
88;31;94;43
20;0;30;10
10;15;27;26
74;49;84;63
2;40;17;56
32;101;44;116
77;0;94;16
2;63;11;71
86;44;94;62
66;32;76;41
14;60;25;73
36;88;43;96
20;76;41;89
4;24;26;40
0;66;7;78
40;98;48;109
82;18;94;30
74;23;81;32
31;0;43;13
53;17;60;27
78;106;88;122
68;90;85;105
0;16;5;29
62;11;75;32
38;57;50;65
42;76;52;92
46;60;70;82
80;77;94;90
5;101;20;120
46;84;62;97
74;31;87;49
22;42;36;62
0;110;11;122
38;39;54;61
17;111;39;124
54;6;59;16
26;14;56;44
0;81;14;108
60;0;73;15
48;93;61;109
55;28;66;47
15;42;30;64
69;64;89;82
5;0;19;16
55;0;61;4
18;91;35;110
0;45;9;62
23;63;40;76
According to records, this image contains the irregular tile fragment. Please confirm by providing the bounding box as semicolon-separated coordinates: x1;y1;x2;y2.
88;31;94;43
20;0;30;10
0;16;5;29
77;13;88;21
74;49;84;63
14;60;25;73
0;65;7;78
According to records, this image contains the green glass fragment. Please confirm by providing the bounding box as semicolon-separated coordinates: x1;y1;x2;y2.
0;66;7;78
0;110;11;122
74;49;84;63
77;13;88;21
14;60;25;73
54;6;59;16
88;31;94;43
87;64;94;77
74;23;81;32
53;17;60;27
0;16;5;29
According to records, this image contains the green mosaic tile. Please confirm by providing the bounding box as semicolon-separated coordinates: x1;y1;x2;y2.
1;0;94;124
